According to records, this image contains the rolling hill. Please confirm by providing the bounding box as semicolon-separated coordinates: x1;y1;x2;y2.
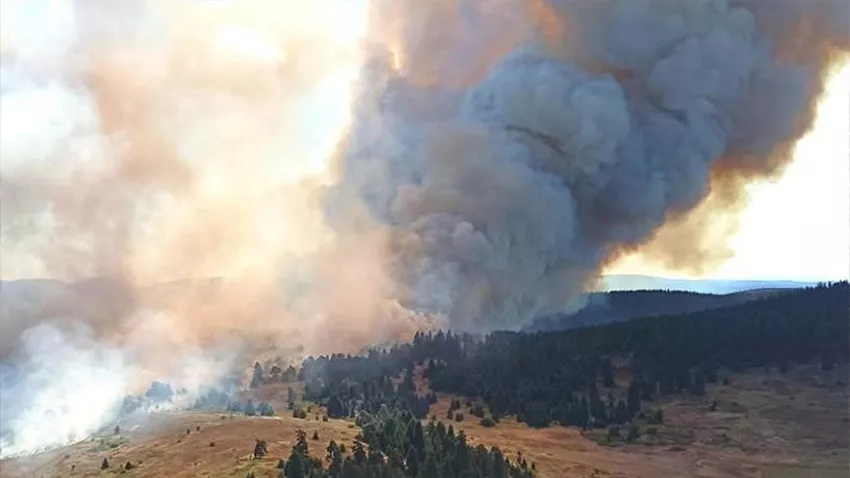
524;287;788;332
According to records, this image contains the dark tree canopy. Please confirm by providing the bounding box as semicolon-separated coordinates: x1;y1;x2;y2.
295;283;847;431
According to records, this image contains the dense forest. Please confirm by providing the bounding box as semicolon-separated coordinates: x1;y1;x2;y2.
524;288;779;331
295;283;848;430
272;407;534;478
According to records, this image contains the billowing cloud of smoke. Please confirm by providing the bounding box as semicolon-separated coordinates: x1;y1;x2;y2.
0;0;847;458
329;0;849;331
0;0;433;457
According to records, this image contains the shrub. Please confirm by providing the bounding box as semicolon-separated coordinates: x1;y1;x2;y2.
479;417;496;428
454;412;464;422
253;439;268;459
626;424;640;442
646;409;664;425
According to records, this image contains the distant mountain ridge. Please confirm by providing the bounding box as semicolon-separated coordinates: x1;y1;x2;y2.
523;288;783;332
598;274;819;294
525;275;827;332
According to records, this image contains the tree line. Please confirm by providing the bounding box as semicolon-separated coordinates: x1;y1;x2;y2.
273;406;535;478
297;283;848;430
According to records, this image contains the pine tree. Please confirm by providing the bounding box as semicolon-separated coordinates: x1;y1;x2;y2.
244;399;257;416
627;424;640;442
423;454;439;478
626;380;641;417
253;439;268;459
284;431;310;478
326;440;344;478
589;382;606;425
600;357;615;387
352;437;367;465
250;362;265;389
692;369;706;395
287;387;297;410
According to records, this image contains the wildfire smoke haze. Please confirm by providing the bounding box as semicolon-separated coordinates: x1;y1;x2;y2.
0;0;847;458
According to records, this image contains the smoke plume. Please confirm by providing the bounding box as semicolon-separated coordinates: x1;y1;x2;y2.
329;0;849;330
0;0;847;457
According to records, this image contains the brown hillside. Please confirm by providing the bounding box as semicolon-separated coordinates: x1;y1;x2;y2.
1;364;846;478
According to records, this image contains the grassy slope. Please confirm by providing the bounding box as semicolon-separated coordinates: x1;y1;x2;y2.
1;364;846;478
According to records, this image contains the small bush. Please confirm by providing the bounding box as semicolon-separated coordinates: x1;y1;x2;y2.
626;424;640;442
312;431;320;441
257;402;275;416
100;458;109;470
454;412;464;422
645;426;658;436
479;417;496;428
322;415;328;422
646;409;664;425
253;439;268;459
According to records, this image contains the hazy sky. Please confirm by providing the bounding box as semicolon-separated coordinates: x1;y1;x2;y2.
609;61;850;281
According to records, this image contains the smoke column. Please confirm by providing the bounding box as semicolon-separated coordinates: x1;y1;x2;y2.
329;0;849;331
0;0;847;457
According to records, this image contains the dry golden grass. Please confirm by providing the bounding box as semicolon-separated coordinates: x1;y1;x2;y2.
0;411;359;478
1;364;846;478
428;363;849;478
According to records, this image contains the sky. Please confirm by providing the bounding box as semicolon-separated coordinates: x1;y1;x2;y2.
608;60;850;282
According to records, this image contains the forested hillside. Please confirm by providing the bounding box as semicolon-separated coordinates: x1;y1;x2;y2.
524;288;782;332
294;282;848;431
274;408;535;478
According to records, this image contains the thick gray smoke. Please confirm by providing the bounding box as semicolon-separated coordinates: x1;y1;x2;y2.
328;0;849;331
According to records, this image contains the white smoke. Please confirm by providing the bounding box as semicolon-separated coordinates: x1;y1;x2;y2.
0;0;373;457
0;324;129;457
